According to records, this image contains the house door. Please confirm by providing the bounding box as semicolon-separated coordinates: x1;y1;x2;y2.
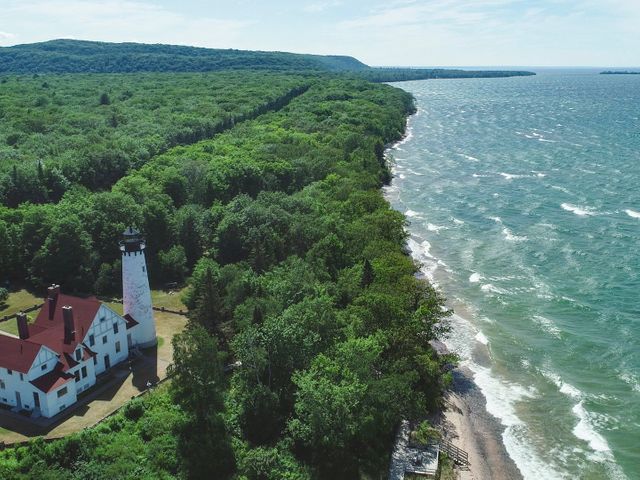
15;391;21;409
104;355;111;370
33;392;40;409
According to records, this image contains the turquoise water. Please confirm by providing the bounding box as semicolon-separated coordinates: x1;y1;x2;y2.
385;72;640;479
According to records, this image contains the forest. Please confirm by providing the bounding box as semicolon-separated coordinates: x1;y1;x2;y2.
0;40;369;74
0;39;535;82
0;69;455;479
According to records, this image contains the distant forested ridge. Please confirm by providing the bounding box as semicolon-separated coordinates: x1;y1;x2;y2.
0;39;368;74
600;70;640;75
0;39;535;81
360;67;536;82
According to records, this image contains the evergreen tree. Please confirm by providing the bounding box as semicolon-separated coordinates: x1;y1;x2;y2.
361;258;375;288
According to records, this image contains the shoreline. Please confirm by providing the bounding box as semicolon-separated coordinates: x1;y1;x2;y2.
438;367;523;480
386;114;523;480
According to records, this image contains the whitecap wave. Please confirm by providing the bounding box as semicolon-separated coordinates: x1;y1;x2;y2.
469;272;483;283
427;223;447;232
541;369;582;399
551;185;573;195
452;217;464;225
458;153;480;162
572;401;612;456
405;209;421;218
502;227;528;242
488;216;502;224
532;315;561;338
481;283;509;295
561;203;597;216
618;370;640;393
475;331;489;345
500;172;530;180
624;209;640;219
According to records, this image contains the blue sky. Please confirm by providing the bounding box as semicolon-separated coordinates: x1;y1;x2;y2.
0;0;638;67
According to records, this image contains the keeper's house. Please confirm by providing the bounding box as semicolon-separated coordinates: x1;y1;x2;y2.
0;227;156;418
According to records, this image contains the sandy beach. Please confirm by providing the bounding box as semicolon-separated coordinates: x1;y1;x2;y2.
438;368;523;480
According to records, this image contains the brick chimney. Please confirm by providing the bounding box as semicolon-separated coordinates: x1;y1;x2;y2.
17;312;29;340
62;305;75;344
48;284;60;320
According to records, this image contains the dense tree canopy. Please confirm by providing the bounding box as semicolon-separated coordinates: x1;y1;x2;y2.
0;72;456;480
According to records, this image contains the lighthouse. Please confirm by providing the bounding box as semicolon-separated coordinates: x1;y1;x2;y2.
120;227;157;348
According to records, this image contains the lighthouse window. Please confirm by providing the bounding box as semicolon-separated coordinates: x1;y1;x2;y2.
142;266;146;272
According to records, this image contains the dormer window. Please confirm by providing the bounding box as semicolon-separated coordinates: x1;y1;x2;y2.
41;364;47;371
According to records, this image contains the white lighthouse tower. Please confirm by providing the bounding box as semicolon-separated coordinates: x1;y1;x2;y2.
120;227;157;348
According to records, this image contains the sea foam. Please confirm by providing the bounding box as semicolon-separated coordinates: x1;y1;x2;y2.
561;203;597;216
624;209;640;219
469;272;483;283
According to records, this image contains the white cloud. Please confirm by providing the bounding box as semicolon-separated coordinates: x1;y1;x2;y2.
2;0;253;48
304;1;342;13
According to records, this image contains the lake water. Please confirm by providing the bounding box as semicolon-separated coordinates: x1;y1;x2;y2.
385;71;640;479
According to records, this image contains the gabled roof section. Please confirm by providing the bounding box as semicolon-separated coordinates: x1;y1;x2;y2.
123;313;139;330
0;336;42;374
31;363;74;393
28;293;102;355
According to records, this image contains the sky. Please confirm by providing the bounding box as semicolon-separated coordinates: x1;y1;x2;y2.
0;0;638;67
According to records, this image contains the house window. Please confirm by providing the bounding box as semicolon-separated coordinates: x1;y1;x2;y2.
93;356;97;366
115;341;121;353
7;369;12;375
102;335;108;344
100;316;105;323
113;323;119;334
74;371;80;383
81;366;87;378
0;381;5;390
75;349;82;361
41;364;47;371
19;373;23;381
89;334;95;347
57;387;67;398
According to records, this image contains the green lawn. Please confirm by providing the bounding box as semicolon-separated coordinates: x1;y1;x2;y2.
0;290;42;336
105;288;187;317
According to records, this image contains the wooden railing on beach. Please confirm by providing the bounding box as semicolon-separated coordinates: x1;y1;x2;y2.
440;438;470;469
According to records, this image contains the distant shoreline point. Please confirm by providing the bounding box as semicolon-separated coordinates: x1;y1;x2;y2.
600;70;640;75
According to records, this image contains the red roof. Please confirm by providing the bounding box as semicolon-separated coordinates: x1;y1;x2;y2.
30;364;74;393
0;336;42;374
28;293;102;357
0;291;103;374
123;313;139;330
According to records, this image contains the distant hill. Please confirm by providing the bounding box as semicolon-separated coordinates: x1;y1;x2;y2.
0;39;369;74
600;70;640;75
0;39;535;80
